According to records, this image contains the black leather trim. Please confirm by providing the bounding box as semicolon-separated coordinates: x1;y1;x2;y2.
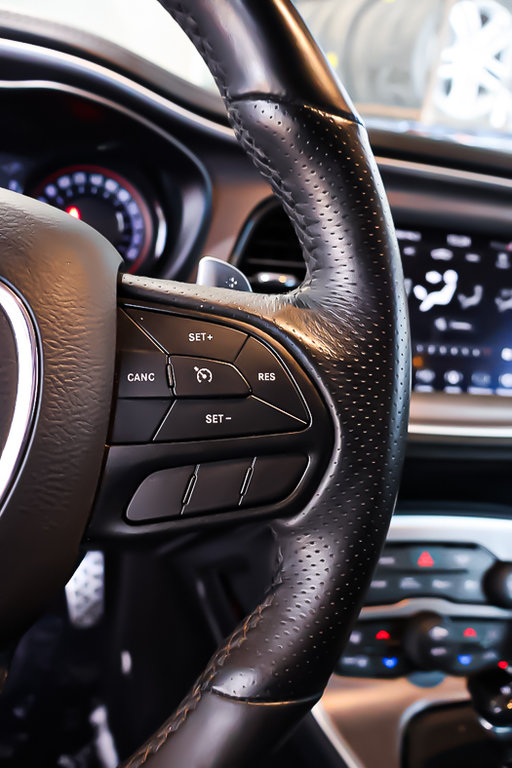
120;106;409;766
126;690;316;768
158;0;360;122
120;1;409;764
0;189;121;646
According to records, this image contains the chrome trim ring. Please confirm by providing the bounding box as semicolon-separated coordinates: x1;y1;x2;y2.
0;281;38;511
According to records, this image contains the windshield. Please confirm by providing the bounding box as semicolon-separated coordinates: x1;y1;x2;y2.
2;0;512;150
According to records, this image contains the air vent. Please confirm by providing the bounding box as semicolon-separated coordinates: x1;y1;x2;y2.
234;201;306;293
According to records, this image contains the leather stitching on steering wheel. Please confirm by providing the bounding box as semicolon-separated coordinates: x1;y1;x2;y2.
124;547;285;767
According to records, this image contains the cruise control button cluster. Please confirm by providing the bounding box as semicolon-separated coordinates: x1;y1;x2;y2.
111;308;309;445
125;454;307;522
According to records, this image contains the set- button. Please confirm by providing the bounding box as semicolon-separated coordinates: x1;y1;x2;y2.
155;397;305;442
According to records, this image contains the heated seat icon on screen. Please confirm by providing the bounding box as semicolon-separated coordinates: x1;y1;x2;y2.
413;269;458;312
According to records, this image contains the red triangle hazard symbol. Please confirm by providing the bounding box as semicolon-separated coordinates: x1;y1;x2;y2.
417;551;434;568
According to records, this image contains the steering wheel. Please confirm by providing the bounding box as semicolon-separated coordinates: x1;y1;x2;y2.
0;1;409;765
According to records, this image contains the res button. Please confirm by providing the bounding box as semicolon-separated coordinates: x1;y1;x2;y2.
126;309;247;361
235;337;308;421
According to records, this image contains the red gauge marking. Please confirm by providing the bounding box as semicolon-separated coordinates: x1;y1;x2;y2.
66;206;81;220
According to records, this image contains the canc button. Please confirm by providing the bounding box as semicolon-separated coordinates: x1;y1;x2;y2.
235;337;308;421
118;350;171;398
117;310;170;398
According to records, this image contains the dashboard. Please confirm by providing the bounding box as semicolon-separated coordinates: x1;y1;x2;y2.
0;87;211;281
2;60;512;435
2;31;512;768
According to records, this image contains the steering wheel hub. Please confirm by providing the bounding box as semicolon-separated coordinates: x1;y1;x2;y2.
0;282;38;511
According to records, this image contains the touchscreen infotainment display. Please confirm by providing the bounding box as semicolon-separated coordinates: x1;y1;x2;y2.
399;227;512;396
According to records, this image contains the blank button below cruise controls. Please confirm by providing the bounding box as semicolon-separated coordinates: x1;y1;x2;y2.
126;465;196;522
184;459;253;515
126;308;247;361
241;454;308;507
170;356;249;398
235;337;308;421
155;397;307;442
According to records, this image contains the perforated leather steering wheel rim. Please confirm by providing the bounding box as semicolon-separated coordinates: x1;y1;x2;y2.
0;1;409;766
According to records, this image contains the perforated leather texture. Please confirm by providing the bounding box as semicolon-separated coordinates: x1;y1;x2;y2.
121;0;410;764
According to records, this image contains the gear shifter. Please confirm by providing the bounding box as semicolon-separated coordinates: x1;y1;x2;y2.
468;667;512;766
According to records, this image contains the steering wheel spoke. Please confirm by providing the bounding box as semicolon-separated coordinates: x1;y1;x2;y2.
90;281;332;538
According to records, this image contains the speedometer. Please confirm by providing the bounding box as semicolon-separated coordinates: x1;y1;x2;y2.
33;166;156;272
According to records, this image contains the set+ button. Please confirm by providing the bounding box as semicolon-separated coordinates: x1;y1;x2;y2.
126;308;247;361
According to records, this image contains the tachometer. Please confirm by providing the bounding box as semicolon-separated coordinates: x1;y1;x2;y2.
33;166;157;272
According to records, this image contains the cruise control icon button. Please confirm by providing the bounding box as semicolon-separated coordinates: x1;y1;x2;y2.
154;397;307;442
195;366;213;384
126;309;247;361
170;356;249;398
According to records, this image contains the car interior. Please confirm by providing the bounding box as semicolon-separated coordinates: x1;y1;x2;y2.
1;1;512;767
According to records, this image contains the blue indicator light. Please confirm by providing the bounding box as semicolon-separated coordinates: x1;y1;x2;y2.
457;654;473;666
382;656;398;669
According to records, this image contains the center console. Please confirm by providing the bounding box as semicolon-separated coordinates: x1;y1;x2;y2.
318;512;512;768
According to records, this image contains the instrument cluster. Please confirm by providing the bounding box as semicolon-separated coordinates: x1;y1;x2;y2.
32;165;165;274
0;87;211;281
